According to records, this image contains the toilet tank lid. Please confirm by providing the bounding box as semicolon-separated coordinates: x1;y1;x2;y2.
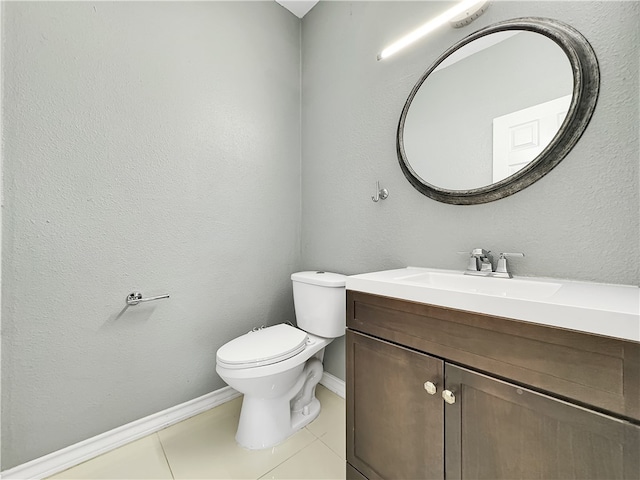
291;271;346;287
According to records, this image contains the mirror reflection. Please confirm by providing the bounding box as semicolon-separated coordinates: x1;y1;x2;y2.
402;30;573;191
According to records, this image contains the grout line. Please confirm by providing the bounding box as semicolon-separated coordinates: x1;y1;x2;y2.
317;434;346;463
315;436;346;466
304;424;321;439
156;433;176;480
257;438;321;480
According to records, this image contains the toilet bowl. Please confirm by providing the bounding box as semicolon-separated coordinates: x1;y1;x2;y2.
216;326;331;449
216;271;346;449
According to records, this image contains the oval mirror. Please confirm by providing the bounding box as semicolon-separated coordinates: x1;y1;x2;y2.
397;17;599;205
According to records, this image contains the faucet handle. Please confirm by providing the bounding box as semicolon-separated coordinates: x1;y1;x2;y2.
499;252;525;258
457;251;480;272
495;252;525;278
471;248;491;257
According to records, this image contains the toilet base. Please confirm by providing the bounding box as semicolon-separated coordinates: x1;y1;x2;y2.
235;358;324;450
235;394;321;450
291;396;321;432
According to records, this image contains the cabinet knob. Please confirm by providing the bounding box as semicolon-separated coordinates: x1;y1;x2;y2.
442;389;456;405
423;381;437;395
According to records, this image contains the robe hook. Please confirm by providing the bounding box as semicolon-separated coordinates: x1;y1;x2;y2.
372;181;389;202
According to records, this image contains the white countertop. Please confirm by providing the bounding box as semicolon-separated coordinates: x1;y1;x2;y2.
346;267;640;342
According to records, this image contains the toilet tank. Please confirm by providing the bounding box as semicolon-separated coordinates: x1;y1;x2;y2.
291;271;346;338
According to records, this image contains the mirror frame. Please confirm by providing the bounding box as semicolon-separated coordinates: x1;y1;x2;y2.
397;17;600;205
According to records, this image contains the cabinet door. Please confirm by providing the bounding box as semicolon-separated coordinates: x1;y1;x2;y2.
347;462;369;480
346;330;445;480
445;364;640;480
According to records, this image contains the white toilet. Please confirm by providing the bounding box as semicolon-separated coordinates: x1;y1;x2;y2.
215;271;346;449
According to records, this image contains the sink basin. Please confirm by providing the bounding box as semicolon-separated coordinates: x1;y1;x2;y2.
346;267;639;342
393;270;562;300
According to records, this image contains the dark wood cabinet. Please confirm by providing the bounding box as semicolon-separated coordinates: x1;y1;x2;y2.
347;330;444;480
445;364;639;479
346;291;640;480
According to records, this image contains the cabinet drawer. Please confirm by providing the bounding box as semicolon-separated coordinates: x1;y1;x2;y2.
347;291;640;420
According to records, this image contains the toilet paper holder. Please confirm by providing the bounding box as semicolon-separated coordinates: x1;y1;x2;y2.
126;292;170;306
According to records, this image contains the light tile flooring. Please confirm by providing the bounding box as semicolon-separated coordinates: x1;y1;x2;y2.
48;386;346;480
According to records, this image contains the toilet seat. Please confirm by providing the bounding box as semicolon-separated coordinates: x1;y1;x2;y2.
216;323;309;370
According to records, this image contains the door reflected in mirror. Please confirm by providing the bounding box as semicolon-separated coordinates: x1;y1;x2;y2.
402;31;573;191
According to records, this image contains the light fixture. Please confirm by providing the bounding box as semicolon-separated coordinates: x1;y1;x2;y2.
377;0;489;61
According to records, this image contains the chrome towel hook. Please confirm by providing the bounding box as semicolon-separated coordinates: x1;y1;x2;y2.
372;181;389;202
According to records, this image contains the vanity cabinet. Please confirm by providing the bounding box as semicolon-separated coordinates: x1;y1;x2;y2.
346;291;640;480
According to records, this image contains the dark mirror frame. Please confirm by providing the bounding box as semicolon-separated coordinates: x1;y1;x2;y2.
397;17;600;205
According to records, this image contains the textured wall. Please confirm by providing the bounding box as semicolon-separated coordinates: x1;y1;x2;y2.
2;1;301;469
301;1;639;380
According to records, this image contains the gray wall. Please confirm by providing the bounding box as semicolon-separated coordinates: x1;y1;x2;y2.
301;1;639;381
2;1;301;469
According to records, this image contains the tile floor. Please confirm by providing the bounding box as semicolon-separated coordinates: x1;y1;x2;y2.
48;385;346;480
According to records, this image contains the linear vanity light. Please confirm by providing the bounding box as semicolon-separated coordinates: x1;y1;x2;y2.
377;0;489;60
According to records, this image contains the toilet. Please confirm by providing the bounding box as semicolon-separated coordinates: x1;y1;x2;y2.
215;271;346;449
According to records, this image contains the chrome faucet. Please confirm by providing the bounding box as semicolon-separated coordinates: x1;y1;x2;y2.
467;248;493;275
460;249;524;277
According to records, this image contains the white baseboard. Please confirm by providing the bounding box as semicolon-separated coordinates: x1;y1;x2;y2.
2;373;345;480
1;386;240;480
319;371;345;399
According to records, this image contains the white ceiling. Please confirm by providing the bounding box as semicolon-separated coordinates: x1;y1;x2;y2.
275;0;319;18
